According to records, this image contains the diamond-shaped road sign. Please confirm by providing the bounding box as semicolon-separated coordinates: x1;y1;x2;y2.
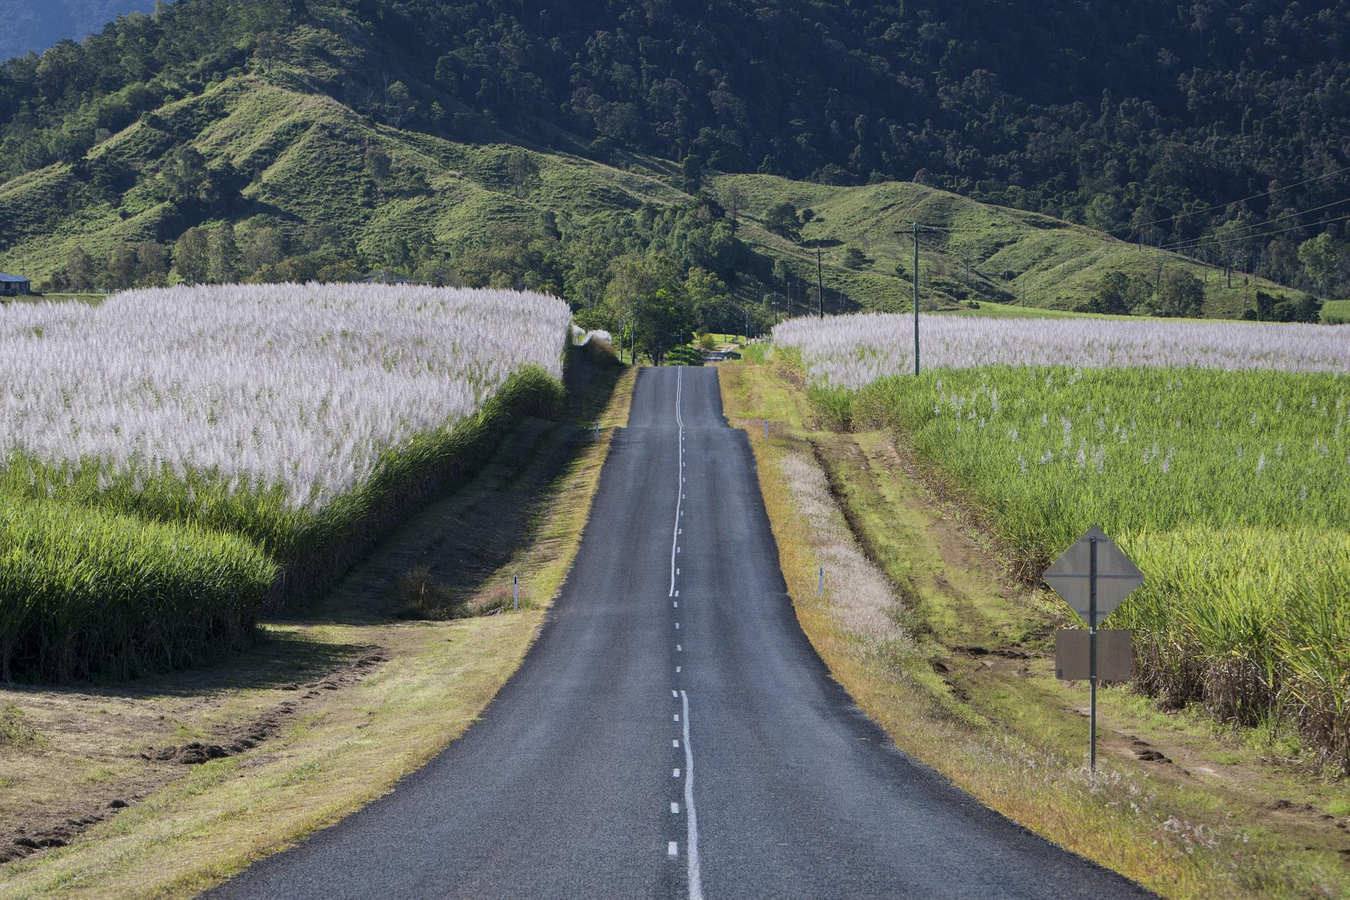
1044;526;1144;627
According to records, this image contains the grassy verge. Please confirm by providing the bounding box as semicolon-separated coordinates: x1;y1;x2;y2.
0;363;637;897
718;358;1350;899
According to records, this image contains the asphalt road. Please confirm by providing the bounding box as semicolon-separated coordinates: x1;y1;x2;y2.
213;366;1149;899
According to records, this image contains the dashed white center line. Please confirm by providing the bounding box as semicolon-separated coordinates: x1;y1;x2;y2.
680;689;704;900
668;369;702;892
668;369;684;598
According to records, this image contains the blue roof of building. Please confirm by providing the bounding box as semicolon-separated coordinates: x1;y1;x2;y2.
0;272;29;282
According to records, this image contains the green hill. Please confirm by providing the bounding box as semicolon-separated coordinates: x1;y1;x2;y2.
0;0;1346;302
0;74;685;278
0;73;1312;327
0;0;1334;329
718;175;1308;319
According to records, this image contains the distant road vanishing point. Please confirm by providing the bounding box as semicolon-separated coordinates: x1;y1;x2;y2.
212;366;1151;899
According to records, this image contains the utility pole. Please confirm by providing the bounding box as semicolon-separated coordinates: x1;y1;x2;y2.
896;222;943;375
816;246;824;318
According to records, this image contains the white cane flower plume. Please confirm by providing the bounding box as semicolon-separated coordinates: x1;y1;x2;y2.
0;284;571;513
774;313;1350;389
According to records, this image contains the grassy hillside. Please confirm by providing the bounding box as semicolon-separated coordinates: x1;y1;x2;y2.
0;70;1317;326
1323;299;1350;324
717;174;1308;318
1;0;1346;309
0;74;685;280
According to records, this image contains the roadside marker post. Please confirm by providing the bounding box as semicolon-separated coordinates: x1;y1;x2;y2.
513;574;519;612
818;566;824;599
1044;527;1144;770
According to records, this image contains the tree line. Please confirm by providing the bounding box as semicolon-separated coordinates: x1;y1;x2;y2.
1076;269;1323;322
45;193;789;358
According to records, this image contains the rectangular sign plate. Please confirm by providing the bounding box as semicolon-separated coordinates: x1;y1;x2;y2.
1054;629;1133;682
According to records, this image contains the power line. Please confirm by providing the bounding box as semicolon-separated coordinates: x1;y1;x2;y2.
1157;196;1350;253
1128;164;1350;234
1161;209;1350;256
1159;212;1350;257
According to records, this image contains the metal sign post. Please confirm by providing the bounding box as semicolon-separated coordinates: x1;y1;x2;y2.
1044;527;1144;771
1089;535;1097;770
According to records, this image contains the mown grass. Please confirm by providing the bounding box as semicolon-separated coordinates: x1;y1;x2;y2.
1322;299;1350;324
0;702;40;748
812;365;1350;770
943;302;1107;319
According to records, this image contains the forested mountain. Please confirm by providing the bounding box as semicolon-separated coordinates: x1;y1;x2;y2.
0;1;162;61
0;0;1346;306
